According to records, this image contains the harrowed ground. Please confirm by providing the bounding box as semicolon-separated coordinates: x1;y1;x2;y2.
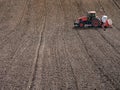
0;0;120;90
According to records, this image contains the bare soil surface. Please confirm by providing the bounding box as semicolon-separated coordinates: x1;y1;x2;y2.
0;0;120;90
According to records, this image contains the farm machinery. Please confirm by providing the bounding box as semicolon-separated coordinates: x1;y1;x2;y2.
74;11;112;30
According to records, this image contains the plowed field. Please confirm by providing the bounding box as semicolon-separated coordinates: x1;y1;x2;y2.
0;0;120;90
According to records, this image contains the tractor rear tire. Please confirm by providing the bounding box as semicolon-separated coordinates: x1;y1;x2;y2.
91;18;101;27
79;22;85;28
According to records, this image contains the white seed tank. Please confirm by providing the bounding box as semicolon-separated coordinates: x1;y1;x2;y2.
102;15;108;23
102;15;112;26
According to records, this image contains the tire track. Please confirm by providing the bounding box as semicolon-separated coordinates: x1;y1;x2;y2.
27;17;46;90
33;0;62;89
56;0;79;89
77;28;120;86
31;0;77;89
79;0;120;55
0;0;10;23
95;0;120;54
96;0;120;31
0;0;32;54
0;0;119;89
59;0;104;90
70;0;119;89
0;0;27;42
75;30;118;89
0;0;31;45
64;43;79;90
26;0;47;89
0;0;26;28
59;0;80;89
74;0;120;89
112;0;120;9
61;0;115;88
75;0;120;83
0;0;46;88
0;0;42;88
63;8;79;90
0;30;37;85
96;0;106;14
97;29;120;55
0;0;32;58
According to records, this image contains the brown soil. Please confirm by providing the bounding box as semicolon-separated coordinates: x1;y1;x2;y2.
0;0;120;90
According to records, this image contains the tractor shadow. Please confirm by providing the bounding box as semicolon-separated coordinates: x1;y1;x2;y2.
73;27;102;31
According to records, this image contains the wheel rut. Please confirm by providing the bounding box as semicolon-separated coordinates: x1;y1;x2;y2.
27;17;46;90
70;0;120;89
26;0;47;89
112;0;120;9
0;0;31;45
0;0;120;89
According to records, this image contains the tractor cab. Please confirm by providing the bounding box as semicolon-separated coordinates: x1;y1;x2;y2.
87;11;96;21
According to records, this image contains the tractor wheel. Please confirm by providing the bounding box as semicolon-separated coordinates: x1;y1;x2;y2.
79;22;84;28
91;18;101;27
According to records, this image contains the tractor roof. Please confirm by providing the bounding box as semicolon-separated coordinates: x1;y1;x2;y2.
88;11;96;14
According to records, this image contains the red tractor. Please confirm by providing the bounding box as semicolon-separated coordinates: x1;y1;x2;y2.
74;11;112;29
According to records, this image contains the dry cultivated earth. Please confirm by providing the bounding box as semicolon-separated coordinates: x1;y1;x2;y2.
0;0;120;90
